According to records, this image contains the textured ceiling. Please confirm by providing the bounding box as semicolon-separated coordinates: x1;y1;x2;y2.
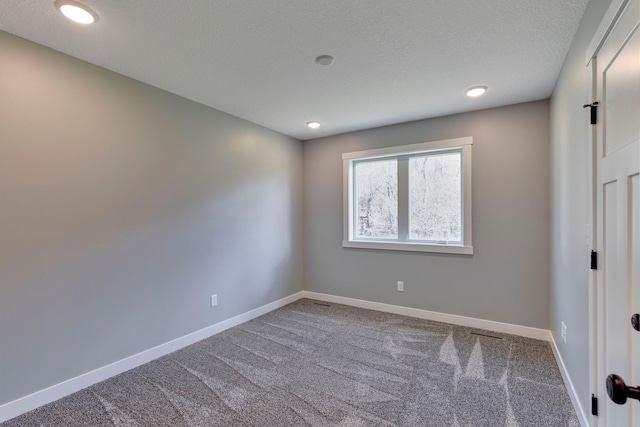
0;0;589;140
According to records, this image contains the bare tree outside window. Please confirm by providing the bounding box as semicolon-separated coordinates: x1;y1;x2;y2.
355;159;398;238
409;152;461;242
344;137;472;254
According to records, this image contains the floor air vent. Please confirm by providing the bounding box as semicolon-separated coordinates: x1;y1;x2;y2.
470;332;503;340
313;302;331;307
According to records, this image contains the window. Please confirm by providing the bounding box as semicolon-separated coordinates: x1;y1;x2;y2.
343;137;473;254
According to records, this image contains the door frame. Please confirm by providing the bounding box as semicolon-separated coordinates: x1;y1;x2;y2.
586;1;633;425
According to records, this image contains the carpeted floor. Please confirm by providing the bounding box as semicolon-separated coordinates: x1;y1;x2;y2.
3;299;579;426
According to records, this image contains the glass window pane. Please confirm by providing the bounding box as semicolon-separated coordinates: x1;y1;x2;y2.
409;152;461;242
355;159;398;239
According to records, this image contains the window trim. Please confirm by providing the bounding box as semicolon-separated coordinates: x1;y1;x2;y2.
342;137;473;255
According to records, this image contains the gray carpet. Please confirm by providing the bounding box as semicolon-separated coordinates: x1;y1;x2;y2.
3;299;579;426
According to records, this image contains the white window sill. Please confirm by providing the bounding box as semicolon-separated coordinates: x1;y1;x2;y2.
342;240;473;255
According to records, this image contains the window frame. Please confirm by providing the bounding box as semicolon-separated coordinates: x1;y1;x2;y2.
342;137;473;255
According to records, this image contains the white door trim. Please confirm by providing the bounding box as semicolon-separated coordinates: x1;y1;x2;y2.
586;0;630;65
587;57;599;427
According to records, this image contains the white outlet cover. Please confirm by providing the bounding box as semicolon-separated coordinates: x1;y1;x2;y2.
210;294;218;307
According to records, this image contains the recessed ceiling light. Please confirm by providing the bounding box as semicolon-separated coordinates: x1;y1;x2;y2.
54;0;99;24
315;55;334;66
466;86;488;97
306;121;321;129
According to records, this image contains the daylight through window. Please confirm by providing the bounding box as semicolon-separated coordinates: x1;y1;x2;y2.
355;159;398;239
343;137;473;254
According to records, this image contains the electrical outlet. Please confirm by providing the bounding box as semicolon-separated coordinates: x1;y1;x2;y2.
397;281;404;292
210;294;218;307
561;321;567;343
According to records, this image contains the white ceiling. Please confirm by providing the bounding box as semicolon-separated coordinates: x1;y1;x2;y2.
0;0;589;140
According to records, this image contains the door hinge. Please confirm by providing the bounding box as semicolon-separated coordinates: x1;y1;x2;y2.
583;102;599;125
592;394;598;416
591;250;598;270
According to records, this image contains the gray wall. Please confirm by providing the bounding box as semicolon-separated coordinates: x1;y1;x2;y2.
550;0;612;414
0;31;303;405
303;100;550;329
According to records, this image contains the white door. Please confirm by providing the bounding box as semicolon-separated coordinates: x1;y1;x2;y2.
593;0;640;425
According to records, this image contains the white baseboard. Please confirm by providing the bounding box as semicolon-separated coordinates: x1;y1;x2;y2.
549;332;590;427
303;291;550;341
0;291;305;423
2;290;585;425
